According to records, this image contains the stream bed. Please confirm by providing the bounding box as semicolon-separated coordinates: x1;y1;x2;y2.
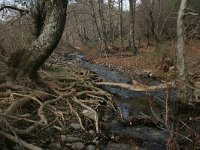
63;51;177;150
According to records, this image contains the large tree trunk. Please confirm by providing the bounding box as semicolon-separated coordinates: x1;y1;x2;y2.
8;0;68;80
177;0;188;100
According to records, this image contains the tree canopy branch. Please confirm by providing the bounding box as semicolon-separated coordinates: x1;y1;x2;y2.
0;5;29;16
185;12;199;16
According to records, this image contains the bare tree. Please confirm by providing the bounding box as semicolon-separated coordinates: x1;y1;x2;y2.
0;0;68;82
108;0;114;45
89;0;102;45
129;0;138;55
148;0;159;43
118;0;124;50
98;0;109;51
72;6;91;48
177;0;188;100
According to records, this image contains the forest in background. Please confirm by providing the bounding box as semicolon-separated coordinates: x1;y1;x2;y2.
1;0;199;99
1;0;200;71
1;0;200;52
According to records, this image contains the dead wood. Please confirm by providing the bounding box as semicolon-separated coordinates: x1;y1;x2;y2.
96;80;175;91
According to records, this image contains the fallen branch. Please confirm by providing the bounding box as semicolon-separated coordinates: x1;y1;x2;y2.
96;80;175;91
0;5;29;16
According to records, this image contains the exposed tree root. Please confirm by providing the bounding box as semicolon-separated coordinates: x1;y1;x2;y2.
0;63;117;149
0;84;23;91
0;131;43;150
72;97;99;133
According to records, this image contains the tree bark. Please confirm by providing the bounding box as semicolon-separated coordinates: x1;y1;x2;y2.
73;6;90;47
98;0;109;51
119;0;124;50
177;0;188;100
148;0;159;43
89;1;104;49
108;0;114;45
8;0;68;80
129;0;139;55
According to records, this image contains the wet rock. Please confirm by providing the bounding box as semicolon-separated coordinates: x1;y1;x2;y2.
102;115;109;121
12;146;22;150
71;123;81;130
89;130;95;135
112;126;168;145
135;146;146;150
143;142;165;150
82;109;95;120
192;89;200;102
104;143;145;150
66;135;81;142
61;135;67;142
111;119;118;124
86;145;96;150
73;142;85;150
48;142;62;150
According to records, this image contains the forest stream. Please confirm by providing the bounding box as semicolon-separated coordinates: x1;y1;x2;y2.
61;51;179;150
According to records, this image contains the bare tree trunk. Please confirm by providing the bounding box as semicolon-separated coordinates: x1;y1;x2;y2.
177;0;188;100
129;0;139;55
7;0;68;80
89;1;104;49
72;7;90;48
98;0;109;51
119;0;124;51
108;0;114;45
148;0;159;43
